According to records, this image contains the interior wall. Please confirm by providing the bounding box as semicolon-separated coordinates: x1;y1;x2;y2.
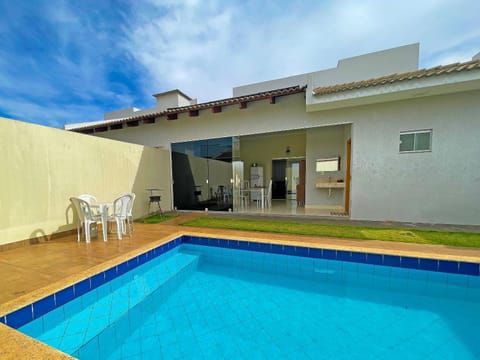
239;131;306;186
305;125;348;208
0;118;172;246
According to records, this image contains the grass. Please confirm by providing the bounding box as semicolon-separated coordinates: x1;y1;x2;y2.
139;214;177;224
181;217;480;248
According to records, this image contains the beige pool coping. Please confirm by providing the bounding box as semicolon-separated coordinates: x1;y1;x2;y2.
1;212;480;358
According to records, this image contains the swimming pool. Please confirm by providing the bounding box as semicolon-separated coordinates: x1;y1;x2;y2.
4;235;480;359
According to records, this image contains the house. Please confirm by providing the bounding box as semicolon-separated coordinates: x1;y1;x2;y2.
66;43;480;225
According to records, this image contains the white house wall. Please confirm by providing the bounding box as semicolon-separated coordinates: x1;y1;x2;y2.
235;43;419;97
94;89;480;225
349;90;480;225
94;93;343;148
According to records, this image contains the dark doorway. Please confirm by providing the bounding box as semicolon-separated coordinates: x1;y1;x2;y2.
272;159;287;199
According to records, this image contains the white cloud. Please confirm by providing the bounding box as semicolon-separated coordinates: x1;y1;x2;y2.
124;0;480;103
1;0;479;127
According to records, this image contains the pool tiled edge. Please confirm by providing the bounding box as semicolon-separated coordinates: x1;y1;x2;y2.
182;235;480;276
1;237;182;329
4;234;480;329
1;233;479;358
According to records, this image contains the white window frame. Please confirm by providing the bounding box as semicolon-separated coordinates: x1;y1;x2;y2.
399;129;432;153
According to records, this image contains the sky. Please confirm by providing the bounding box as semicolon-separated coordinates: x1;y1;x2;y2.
0;0;479;128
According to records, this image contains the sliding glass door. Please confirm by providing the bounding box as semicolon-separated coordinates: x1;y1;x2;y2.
171;137;233;211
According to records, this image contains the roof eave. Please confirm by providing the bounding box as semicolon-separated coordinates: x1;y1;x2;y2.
307;72;480;112
311;59;480;96
69;85;306;133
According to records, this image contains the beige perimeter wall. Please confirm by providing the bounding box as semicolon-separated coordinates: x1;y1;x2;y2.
0;118;172;246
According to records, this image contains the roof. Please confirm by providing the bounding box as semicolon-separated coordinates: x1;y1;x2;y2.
152;89;193;100
163;85;305;113
68;85;306;132
312;59;480;96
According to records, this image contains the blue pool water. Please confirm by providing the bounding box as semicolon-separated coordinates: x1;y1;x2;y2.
17;241;480;359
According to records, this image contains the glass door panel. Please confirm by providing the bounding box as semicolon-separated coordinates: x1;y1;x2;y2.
171;137;233;211
286;160;300;200
205;137;233;211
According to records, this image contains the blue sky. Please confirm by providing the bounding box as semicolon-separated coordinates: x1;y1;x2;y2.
0;0;479;128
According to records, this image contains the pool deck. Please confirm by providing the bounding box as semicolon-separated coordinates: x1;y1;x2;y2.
1;212;480;359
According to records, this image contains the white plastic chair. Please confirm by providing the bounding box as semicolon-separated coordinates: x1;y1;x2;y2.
239;181;250;208
70;197;102;243
108;194;132;240
78;194;101;216
78;194;97;204
223;186;232;203
126;192;136;236
264;179;273;208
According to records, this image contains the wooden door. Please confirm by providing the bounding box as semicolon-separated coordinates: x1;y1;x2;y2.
345;139;351;214
296;159;306;206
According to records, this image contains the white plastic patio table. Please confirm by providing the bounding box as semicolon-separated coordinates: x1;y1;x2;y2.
91;202;112;241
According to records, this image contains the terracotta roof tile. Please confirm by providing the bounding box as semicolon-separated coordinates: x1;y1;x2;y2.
70;85;306;132
155;85;305;114
312;59;480;96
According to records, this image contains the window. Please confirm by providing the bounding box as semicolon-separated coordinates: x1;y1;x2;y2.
399;130;432;153
316;157;340;172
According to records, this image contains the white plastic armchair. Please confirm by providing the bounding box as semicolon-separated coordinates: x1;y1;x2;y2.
264;179;273;208
126;192;136;236
78;194;97;204
78;194;101;216
70;197;102;243
239;180;250;208
108;194;132;240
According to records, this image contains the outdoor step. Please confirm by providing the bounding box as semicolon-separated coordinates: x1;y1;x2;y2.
32;251;200;355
